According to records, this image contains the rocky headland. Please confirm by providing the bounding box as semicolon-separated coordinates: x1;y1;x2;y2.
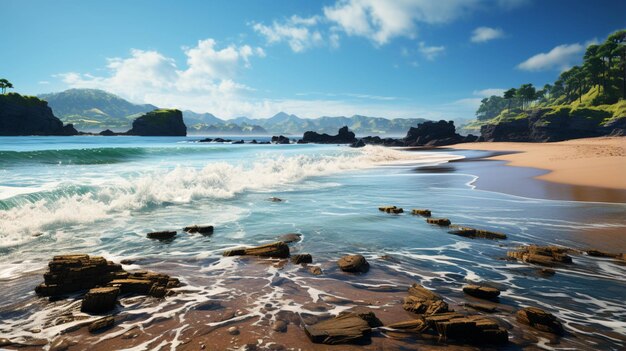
0;93;77;136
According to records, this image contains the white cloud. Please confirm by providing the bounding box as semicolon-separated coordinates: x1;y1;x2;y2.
473;88;505;97
517;42;586;71
470;26;504;43
323;0;483;45
58;39;266;116
252;15;324;53
418;42;445;60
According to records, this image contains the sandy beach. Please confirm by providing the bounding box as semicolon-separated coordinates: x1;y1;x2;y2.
450;137;626;191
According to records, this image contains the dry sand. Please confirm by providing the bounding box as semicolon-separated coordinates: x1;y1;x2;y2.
451;137;626;190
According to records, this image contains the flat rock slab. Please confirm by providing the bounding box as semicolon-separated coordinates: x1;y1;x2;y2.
304;313;371;345
507;245;573;266
402;283;449;315
337;254;370;273
147;231;176;240
386;319;428;332
516;307;564;335
411;209;431;217
183;225;214;235
81;287;119;313
223;241;290;258
448;226;507;240
463;285;501;300
278;233;302;243
426;218;451;226
428;314;508;345
88;316;115;333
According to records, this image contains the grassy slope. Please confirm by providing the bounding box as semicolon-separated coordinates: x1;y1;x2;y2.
463;87;626;132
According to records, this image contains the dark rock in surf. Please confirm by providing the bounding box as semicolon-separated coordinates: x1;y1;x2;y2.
223;241;290;258
183;225;214;235
99;129;116;136
308;266;323;275
126;109;186;136
302;126;357;144
462;285;500;300
278;233;301;243
269;197;283;202
411;209;431;217
425;313;508;344
403;120;467;147
448;226;507;240
291;254;313;264
232;139;245;144
426;218;451;226
516;307;564;335
146;231;176;240
81;287;119;313
88;316;115;333
507;245;572;266
350;139;366;148
340;308;383;328
337;254;370;273
378;205;403;214
199;138;213;142
271;135;290;144
304;313;371;345
585;249;619;258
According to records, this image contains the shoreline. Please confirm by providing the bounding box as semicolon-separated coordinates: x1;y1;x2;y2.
442;136;626;203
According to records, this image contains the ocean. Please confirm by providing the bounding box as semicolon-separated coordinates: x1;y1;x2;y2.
0;136;624;350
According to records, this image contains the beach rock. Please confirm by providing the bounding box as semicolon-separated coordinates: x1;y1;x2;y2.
232;139;244;144
120;259;136;265
426;218;451;226
448;226;507;240
403;283;449;315
81;287;119;313
278;233;301;243
49;338;75;351
340;308;383;328
464;302;498;313
108;279;154;295
304;313;371;345
271;135;290;144
337;254;370;273
126;109;186;136
426;314;508;344
301;126;357;144
516;307;564;335
272;320;288;332
386;319;429;332
378;205;403;214
507;245;572;266
222;241;290;258
228;326;239;335
308;266;323;275
199;138;212;142
350;139;366;148
146;231;176;240
0;338;12;347
291;254;313;264
88;316;115;333
35;254;125;296
0;93;78;136
269;197;283;202
462;285;500;300
411;209;431;217
183;225;214;235
403;120;466;147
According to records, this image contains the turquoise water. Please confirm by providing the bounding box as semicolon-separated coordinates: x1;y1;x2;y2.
0;136;625;349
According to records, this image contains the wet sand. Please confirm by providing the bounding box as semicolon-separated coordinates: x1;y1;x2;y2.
448;137;626;203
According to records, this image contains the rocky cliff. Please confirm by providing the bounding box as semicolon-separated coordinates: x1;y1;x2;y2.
0;93;78;136
126;109;186;136
479;107;626;142
403;120;476;146
301;126;356;144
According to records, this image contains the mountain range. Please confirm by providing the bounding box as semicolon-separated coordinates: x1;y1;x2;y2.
38;89;428;135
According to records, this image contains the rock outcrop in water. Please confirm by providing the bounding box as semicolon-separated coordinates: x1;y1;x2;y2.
349;120;476;147
301;126;356;144
0;93;78;136
271;135;290;144
507;245;573;266
126;109;186;136
516;307;564;335
337;254;370;273
223;241;290;258
35;254;180;308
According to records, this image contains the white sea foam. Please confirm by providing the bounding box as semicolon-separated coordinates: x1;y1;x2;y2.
0;146;459;247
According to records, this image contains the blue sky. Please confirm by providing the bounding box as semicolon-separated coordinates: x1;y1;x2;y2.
2;0;624;120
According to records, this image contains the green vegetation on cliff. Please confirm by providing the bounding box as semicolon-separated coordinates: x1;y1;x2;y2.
466;30;626;134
